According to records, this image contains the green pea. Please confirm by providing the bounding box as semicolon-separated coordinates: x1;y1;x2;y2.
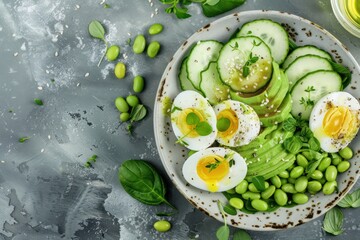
242;191;260;200
288;178;296;184
292;193;309;204
296;154;309;168
280;178;288;185
281;183;297;194
339;147;353;160
229;197;244;209
133;75;145;93
148;23;164;35
153;220;171;232
307;180;322;193
261;185;276;200
120;112;130;122
115;97;129;112
274;189;288;206
235;180;248;194
295;176;308;192
114;62;126;79
331;153;342;166
290;166;304;179
318;157;331;172
337;161;350;173
147;41;161;58
278;170;289;178
322;181;337;195
106;45;120;61
133;34;146;54
126;95;139;107
325;165;338;182
310;170;323;180
271;176;282;188
251;199;268;211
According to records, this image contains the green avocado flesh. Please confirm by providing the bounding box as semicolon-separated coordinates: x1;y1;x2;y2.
258;93;292;127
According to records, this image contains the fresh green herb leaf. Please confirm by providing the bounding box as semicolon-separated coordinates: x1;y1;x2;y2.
130;104;147;122
126;38;131;45
308;137;320;151
88;154;98;162
204;0;220;6
223;204;237;215
19;137;31;143
306;157;322;176
337;194;353;208
338;188;360;208
202;0;246;18
195;121;213;136
300;126;313;141
118;160;176;209
241;40;261;77
34;98;43;106
242;66;250;77
288;39;298;51
217;117;231;132
329;61;352;89
322;207;344;236
252;176;266;191
84;162;92;168
126;124;134;134
171;106;182;113
103;3;111;8
305;86;316;92
230;42;239;51
216;225;230;240
88;20;108;67
283;136;302;154
186;112;200;125
229;159;235;167
233;229;252;240
205;158;221;172
283;117;297;132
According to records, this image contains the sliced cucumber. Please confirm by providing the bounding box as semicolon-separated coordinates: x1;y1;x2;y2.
200;62;230;105
237;19;289;64
217;36;272;92
282;45;332;69
186;40;223;89
285;55;333;90
291;70;342;120
179;57;198;91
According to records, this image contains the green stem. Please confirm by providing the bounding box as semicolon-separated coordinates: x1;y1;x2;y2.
217;200;227;227
97;40;108;67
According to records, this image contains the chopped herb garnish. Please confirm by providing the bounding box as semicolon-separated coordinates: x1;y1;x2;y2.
242;40;261;77
300;86;316;109
103;3;111;8
85;154;98;168
205;157;222;172
34;98;43;106
19;137;31;143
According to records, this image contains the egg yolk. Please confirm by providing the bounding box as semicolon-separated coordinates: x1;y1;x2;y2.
196;155;229;192
177;108;206;137
217;109;238;140
323;106;357;139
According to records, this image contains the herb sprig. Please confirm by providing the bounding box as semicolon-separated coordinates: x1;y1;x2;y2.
231;40;261;77
205;157;221;172
299;86;316;110
88;20;108;67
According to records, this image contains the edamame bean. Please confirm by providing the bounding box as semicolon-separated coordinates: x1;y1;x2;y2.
251;199;268;211
114;62;126;79
133;75;145;93
331;153;342;166
106;45;120;61
242;191;260;200
120;112;130;122
126;95;139;107
295;176;308;192
287;164;295;171
290;166;304;179
133;34;146;54
148;23;163;35
296;154;308;168
280;178;288;185
229;197;244;209
310;170;323;180
281;183;297;194
278;170;289;178
226;188;236;194
235;180;248;194
302;151;311;160
339;147;353;160
271;176;282;188
292;193;309;204
288;178;296;184
337;161;350;173
274;189;288;206
318;157;331;172
318;177;326;185
115;97;129;112
261;185;276;200
153;220;171;232
248;182;269;192
322;181;337;195
325;165;337;182
147;41;161;58
307;180;322;193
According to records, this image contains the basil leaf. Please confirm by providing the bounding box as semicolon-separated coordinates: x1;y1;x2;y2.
233;229;252;240
130;104;147;122
329;61;352;89
337;194;353;208
201;0;246;17
118;160;175;209
88;20;106;40
322;207;344;236
350;188;360;208
252;176;266;191
195;121;213;136
282;117;297;132
216;225;230;240
223;204;237;215
308;137;320;151
174;6;192;19
204;0;220;6
306;158;322;176
283;136;302;154
186;112;200;125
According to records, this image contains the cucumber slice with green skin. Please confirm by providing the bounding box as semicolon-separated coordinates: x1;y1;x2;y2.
186;40;223;89
217;36;273;93
285;55;333;90
282;45;332;69
179;57;198;92
237;19;289;64
291;70;342;120
200;62;230;105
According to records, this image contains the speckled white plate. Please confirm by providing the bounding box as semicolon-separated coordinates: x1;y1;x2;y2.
153;10;360;230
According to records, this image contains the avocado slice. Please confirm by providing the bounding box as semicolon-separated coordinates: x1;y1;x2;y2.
234;125;278;152
246;151;288;176
259;93;292;127
230;61;282;105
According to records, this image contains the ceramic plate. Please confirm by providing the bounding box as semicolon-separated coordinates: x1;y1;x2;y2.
153;10;360;230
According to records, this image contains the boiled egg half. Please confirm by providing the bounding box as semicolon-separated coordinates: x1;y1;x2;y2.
182;147;247;192
309;92;360;153
171;90;217;151
213;100;260;147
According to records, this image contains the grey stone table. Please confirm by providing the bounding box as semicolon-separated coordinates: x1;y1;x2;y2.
0;0;359;239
